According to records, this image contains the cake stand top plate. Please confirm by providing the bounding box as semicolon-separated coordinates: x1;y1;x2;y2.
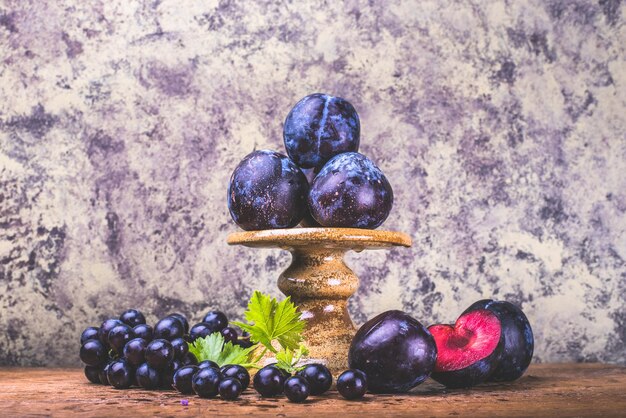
227;227;412;250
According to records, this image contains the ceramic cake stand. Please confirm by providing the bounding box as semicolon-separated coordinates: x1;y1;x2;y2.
227;227;412;374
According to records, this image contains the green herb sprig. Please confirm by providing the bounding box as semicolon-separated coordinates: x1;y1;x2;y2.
188;332;258;368
232;291;308;371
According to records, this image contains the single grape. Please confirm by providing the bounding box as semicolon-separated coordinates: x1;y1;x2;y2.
296;363;332;395
80;327;99;345
133;324;153;341
98;318;122;346
168;313;190;333
154;317;185;341
220;364;250;390
202;311;228;333
283;93;360;169
192;367;221;398
337;369;368;400
161;359;183;389
219;377;243;400
99;362;113;385
198;360;219;370
284;376;310;403
84;365;101;384
253;365;285;397
145;339;174;370
107;359;133;389
181;352;198;366
135;363;160;389
119;309;146;327
108;324;135;353
189;323;213;341
173;366;199;394
227;150;309;230
80;340;107;366
171;337;189;360
123;338;148;366
220;327;238;344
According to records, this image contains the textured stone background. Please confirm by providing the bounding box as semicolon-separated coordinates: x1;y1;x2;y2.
1;0;625;366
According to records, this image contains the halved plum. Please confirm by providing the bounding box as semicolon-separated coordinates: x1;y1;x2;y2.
428;309;503;388
462;300;533;382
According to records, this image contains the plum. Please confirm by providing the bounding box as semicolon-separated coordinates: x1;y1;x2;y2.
308;152;393;229
228;150;309;230
462;300;534;381
428;309;504;388
283;93;360;169
348;310;437;393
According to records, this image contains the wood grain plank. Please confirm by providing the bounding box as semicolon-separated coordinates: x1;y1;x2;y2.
0;364;624;417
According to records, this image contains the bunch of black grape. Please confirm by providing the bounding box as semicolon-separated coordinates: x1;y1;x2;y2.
79;308;252;397
80;308;345;402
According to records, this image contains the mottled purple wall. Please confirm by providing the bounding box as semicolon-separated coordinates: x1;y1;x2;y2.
0;1;624;366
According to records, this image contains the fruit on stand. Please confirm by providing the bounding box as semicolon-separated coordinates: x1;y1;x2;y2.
308;152;393;228
227;150;309;230
228;93;393;231
283;93;360;170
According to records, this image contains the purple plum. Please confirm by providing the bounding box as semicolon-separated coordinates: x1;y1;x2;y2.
228;150;309;230
348;310;437;393
308;152;393;229
283;93;360;169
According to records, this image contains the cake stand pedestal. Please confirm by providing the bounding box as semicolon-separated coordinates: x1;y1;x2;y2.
227;227;411;374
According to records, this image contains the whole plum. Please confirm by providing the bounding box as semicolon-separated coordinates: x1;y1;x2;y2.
308;152;393;229
348;310;437;393
228;150;309;230
283;93;360;169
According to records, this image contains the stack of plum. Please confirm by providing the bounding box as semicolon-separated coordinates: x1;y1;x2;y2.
228;93;394;231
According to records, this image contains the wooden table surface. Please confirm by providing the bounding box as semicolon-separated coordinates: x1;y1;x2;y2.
0;364;624;417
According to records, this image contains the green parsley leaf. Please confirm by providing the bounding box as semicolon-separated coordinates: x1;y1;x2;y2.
232;291;306;353
188;332;258;368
